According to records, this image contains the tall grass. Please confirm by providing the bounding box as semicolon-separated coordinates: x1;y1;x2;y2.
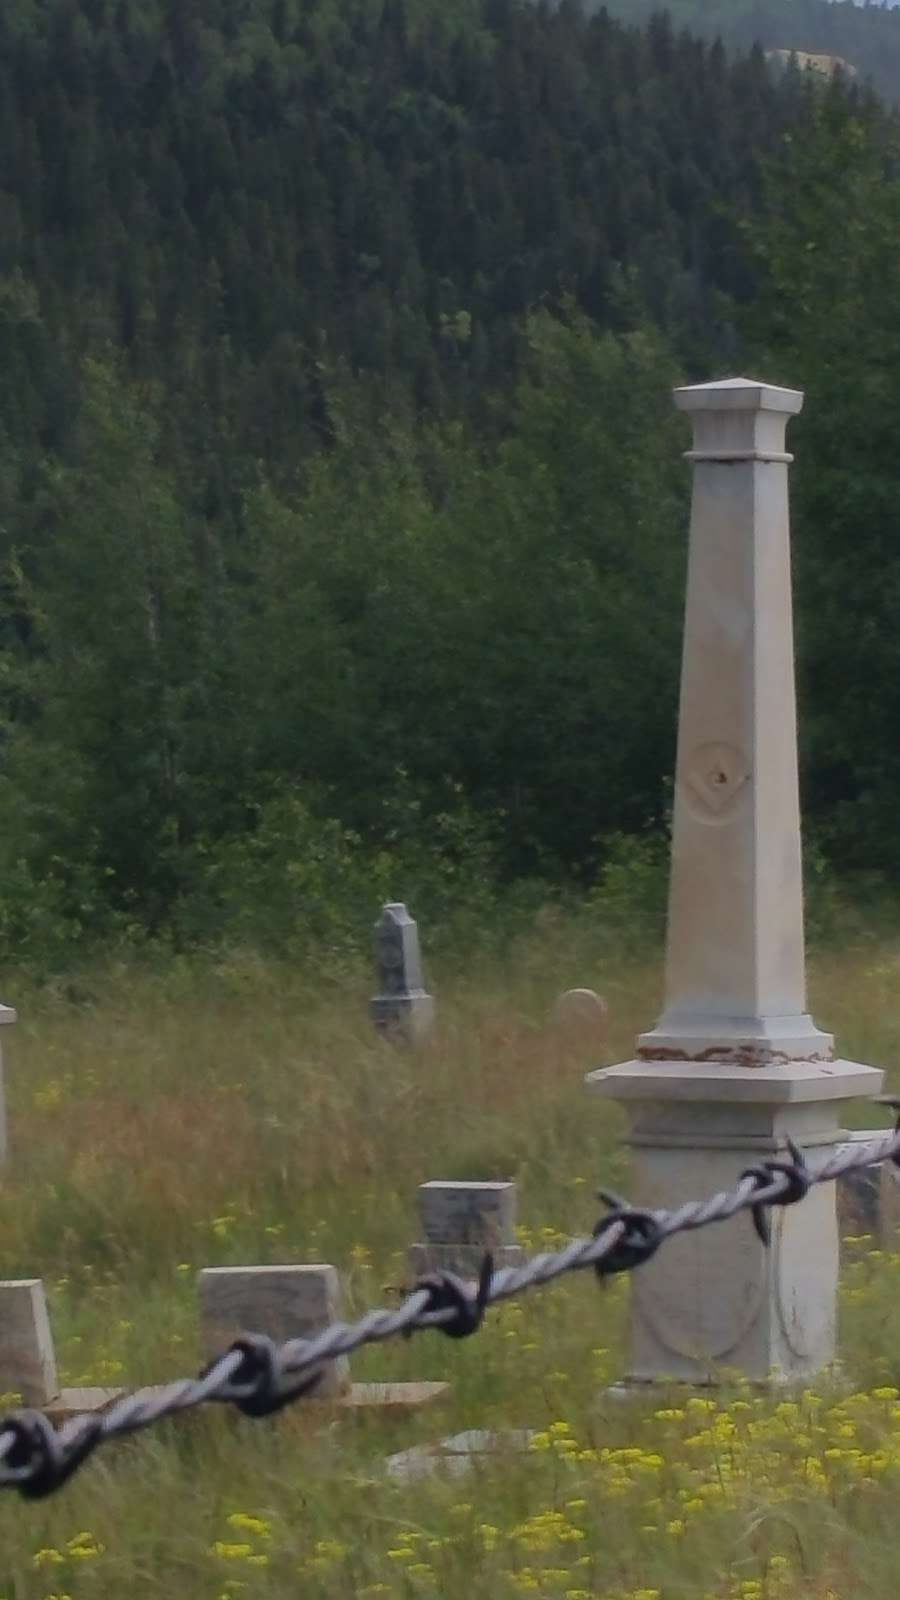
0;907;899;1597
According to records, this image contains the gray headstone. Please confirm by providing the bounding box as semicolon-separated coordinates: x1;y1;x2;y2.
0;1280;58;1405
836;1129;900;1244
370;903;434;1043
198;1264;350;1398
555;988;608;1042
408;1180;524;1279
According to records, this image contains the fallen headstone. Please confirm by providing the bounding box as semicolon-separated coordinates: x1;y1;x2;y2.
386;1427;535;1482
43;1387;126;1424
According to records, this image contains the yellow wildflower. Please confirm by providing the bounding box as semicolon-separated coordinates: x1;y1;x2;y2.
32;1550;65;1569
226;1513;271;1538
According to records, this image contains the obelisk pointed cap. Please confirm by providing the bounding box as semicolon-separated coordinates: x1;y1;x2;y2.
675;377;803;415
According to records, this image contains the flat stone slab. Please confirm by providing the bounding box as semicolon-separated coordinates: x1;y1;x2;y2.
588;1057;884;1104
386;1445;471;1481
439;1428;534;1453
38;1379;448;1431
333;1381;449;1411
385;1427;534;1481
43;1387;125;1423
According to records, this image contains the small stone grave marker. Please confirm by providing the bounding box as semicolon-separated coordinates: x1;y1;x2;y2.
370;903;434;1044
836;1129;900;1243
0;1279;124;1421
199;1264;351;1398
0;1280;58;1405
408;1180;524;1279
199;1263;448;1412
555;988;609;1045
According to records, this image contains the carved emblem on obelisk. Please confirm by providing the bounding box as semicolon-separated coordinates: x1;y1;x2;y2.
684;742;750;822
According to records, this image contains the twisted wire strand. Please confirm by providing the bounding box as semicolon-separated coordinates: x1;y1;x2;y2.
1;1117;897;1495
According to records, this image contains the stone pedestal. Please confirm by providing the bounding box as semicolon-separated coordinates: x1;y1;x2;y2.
587;379;882;1386
591;1063;878;1384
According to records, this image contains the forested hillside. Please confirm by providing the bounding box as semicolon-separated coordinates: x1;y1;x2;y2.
0;0;834;471
0;0;899;964
607;0;900;106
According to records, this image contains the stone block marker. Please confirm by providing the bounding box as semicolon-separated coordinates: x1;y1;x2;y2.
408;1181;524;1280
587;379;882;1387
199;1264;449;1414
199;1264;350;1398
836;1129;900;1243
0;1276;125;1421
370;902;434;1043
0;1000;16;1164
555;988;609;1045
0;1280;58;1405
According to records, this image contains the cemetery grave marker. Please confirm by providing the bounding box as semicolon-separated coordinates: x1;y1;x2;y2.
370;903;435;1044
587;378;883;1386
199;1263;448;1411
408;1180;525;1280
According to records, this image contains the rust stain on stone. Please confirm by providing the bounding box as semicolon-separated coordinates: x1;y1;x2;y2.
637;1045;835;1069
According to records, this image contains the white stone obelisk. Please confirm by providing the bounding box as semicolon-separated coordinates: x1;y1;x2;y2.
587;379;881;1385
0;1000;15;1162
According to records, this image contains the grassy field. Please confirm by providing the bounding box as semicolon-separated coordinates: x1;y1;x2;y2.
1;913;900;1599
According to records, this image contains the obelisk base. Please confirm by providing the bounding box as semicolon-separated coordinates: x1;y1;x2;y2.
587;1057;882;1385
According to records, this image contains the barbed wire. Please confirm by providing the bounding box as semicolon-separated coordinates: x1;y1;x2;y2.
1;1111;898;1498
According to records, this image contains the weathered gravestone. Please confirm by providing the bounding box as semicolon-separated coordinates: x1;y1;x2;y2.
370;902;434;1044
199;1264;351;1398
835;1127;900;1243
587;379;883;1387
555;988;609;1046
198;1263;448;1411
408;1181;524;1279
0;1280;58;1405
0;1279;125;1422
